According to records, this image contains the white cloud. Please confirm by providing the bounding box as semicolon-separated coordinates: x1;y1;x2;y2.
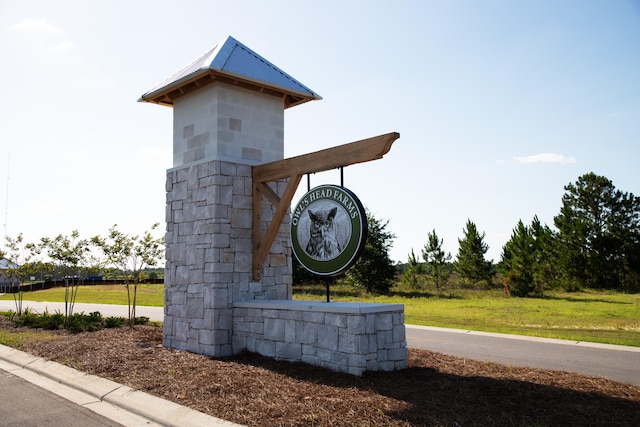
9;18;73;55
10;18;65;34
50;41;74;52
514;153;576;164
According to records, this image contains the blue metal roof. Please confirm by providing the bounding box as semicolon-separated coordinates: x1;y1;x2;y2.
139;36;321;108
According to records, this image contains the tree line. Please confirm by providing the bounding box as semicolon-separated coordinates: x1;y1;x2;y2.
6;171;638;303
502;172;640;295
315;172;640;296
1;224;164;325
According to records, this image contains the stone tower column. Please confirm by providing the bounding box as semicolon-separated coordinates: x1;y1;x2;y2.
138;35;320;358
162;84;292;357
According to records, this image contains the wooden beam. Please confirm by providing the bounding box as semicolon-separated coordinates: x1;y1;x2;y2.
253;132;399;184
252;175;303;280
256;182;281;208
251;132;399;280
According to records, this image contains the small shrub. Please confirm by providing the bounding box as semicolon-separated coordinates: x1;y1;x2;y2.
10;310;148;333
16;307;42;328
134;316;150;325
66;311;106;333
105;316;126;328
40;310;65;330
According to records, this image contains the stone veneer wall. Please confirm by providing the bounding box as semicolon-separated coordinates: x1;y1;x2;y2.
232;300;407;376
163;158;291;357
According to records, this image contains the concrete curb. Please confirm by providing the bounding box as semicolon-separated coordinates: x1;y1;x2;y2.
0;344;243;427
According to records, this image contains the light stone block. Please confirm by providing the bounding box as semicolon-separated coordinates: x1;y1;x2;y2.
331;352;349;367
276;342;302;360
302;311;325;324
315;348;333;363
284;319;297;342
264;318;285;341
347;315;365;334
325;313;347;328
317;325;338;351
389;347;408;362
300;322;317;345
186;302;203;319
375;313;393;331
256;339;276;357
338;332;356;353
198;330;215;345
250;321;263;334
393;324;406;342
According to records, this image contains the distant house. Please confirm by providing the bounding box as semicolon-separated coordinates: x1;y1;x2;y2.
0;258;18;292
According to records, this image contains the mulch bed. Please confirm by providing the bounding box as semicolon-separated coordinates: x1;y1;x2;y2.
3;318;639;426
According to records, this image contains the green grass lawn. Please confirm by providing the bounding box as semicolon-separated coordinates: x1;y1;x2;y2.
0;284;164;307
0;329;62;347
2;283;639;346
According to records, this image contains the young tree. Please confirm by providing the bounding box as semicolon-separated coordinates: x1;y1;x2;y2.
347;210;396;294
402;248;424;290
38;230;92;318
2;234;40;315
92;224;164;326
530;216;560;291
500;220;536;297
554;172;640;290
455;220;493;286
422;229;451;291
499;216;558;297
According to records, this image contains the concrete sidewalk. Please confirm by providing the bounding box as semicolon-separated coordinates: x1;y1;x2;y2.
0;344;243;427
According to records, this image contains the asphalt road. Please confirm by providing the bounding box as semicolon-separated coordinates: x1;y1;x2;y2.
2;300;639;386
0;369;123;426
407;324;640;386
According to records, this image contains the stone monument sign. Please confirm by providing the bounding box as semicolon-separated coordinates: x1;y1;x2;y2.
139;36;406;375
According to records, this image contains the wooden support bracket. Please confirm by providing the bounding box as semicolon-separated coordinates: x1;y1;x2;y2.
251;132;399;280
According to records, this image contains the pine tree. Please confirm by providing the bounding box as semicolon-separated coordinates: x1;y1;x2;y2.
500;220;536;296
530;216;559;292
554;172;640;290
455;220;493;286
422;229;451;291
402;249;424;290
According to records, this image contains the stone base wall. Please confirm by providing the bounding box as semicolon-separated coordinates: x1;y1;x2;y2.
163;159;291;357
232;300;407;376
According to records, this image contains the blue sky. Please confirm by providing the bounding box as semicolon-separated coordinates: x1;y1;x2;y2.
1;0;638;263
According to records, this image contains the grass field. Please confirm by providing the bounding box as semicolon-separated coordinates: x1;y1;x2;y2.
2;283;639;346
0;284;164;307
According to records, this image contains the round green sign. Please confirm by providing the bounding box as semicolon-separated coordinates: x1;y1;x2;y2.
291;184;368;276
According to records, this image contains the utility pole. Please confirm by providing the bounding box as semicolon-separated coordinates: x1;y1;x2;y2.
3;153;9;240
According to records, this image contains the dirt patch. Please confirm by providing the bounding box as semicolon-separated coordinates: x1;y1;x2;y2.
3;319;639;426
